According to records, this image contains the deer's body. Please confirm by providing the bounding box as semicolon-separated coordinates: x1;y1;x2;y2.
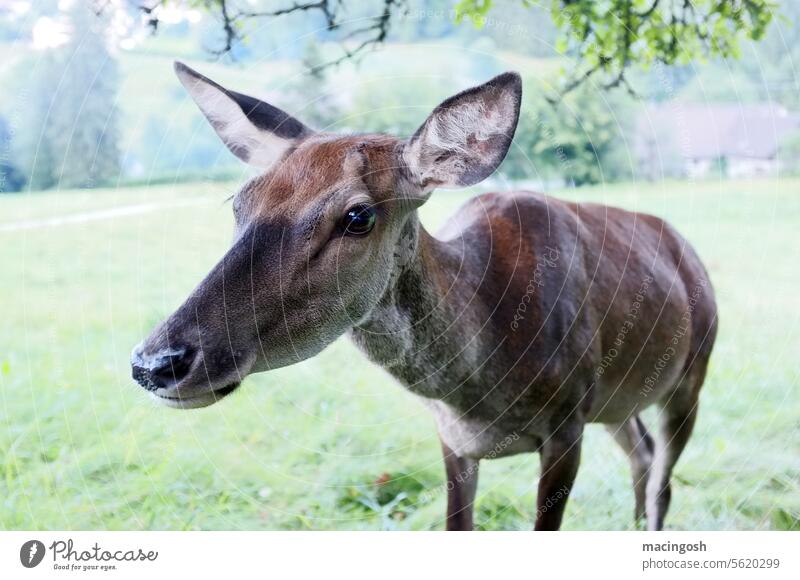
132;65;718;530
353;190;714;456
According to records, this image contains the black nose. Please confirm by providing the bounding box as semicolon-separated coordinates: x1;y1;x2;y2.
131;346;194;391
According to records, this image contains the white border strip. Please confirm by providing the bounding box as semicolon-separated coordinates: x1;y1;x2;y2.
0;531;797;579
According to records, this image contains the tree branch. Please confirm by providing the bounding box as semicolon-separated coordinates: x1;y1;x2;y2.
132;0;403;72
113;0;774;99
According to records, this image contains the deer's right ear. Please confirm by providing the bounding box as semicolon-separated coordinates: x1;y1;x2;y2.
401;72;521;194
174;61;312;169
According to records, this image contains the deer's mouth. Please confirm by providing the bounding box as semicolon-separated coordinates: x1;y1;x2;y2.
149;383;240;410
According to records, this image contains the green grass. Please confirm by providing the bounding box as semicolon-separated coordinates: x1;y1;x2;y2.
1;177;799;530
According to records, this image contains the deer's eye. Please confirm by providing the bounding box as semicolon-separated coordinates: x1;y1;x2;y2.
341;204;376;236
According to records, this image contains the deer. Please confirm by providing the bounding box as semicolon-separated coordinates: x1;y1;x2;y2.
131;62;718;531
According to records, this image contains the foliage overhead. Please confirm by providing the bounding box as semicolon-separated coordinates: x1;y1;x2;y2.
124;0;777;95
457;0;776;98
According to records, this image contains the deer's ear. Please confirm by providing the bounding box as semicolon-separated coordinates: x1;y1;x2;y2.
402;72;521;191
174;61;312;169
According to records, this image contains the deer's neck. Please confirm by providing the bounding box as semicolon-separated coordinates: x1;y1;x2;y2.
350;217;481;400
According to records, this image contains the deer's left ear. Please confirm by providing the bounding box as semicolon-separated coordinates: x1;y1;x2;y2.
402;72;522;192
174;61;312;169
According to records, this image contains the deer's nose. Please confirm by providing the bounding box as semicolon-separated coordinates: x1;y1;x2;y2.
131;345;194;391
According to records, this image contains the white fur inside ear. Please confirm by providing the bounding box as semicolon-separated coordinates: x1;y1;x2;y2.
404;88;517;190
427;101;503;154
179;72;295;169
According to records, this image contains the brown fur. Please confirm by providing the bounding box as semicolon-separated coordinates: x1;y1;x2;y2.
133;68;717;530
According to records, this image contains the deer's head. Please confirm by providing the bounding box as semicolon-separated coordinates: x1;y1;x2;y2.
131;63;521;409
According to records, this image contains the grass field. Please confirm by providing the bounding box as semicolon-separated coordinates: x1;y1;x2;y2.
1;177;799;531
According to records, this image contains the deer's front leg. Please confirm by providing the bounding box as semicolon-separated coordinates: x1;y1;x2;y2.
440;441;479;531
534;423;583;530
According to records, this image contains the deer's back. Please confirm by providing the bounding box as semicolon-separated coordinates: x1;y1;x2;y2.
434;190;717;433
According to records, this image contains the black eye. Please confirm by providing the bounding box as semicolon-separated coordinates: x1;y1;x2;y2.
341;204;376;236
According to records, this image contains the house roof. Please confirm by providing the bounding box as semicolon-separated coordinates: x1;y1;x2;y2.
637;103;800;160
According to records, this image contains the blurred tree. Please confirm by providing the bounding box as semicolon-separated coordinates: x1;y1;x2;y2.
347;77;443;135
739;0;800;109
15;53;61;190
503;81;633;186
779;134;800;175
0;161;25;193
286;41;343;128
0;116;26;193
18;3;120;190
